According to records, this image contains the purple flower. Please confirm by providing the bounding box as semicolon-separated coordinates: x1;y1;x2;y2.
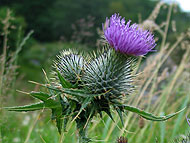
103;13;156;56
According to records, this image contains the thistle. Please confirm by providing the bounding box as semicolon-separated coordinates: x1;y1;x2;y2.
103;13;156;56
5;13;185;143
83;48;135;99
53;50;85;84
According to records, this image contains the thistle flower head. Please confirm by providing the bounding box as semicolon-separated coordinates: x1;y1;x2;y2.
83;48;135;99
53;50;85;84
103;13;156;56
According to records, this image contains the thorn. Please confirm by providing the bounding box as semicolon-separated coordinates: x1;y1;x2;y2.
28;80;44;86
42;68;50;83
71;112;81;123
16;90;30;95
84;115;91;129
102;89;112;95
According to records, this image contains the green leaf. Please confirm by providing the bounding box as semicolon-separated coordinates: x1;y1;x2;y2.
80;97;92;111
4;102;45;112
72;97;92;121
45;84;102;99
102;117;112;140
30;91;50;101
57;71;73;88
4;101;62;112
114;105;124;126
63;89;88;98
124;105;186;121
30;92;60;107
62;88;102;98
63;117;69;132
52;108;63;134
103;108;114;122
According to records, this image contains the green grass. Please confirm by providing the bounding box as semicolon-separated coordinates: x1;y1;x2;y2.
2;96;190;143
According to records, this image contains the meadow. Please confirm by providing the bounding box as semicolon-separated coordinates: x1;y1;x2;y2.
1;1;190;143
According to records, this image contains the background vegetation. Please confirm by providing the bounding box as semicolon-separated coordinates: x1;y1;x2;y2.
0;0;190;143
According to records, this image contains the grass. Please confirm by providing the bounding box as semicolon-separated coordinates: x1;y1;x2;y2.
1;2;190;143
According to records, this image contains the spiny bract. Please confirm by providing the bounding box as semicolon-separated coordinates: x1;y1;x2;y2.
53;50;85;84
6;13;185;143
83;48;136;99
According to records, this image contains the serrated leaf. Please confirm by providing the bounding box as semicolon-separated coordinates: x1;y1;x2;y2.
30;92;60;107
30;91;50;101
4;102;45;112
57;71;73;88
4;101;62;112
124;105;186;121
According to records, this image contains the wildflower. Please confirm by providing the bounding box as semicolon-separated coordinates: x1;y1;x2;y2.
103;13;156;56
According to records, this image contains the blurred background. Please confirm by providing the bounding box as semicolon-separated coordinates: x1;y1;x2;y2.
0;0;190;143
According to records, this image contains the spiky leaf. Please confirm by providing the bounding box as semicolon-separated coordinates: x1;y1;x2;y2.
57;71;73;88
4;102;45;112
124;105;186;121
30;91;60;107
45;85;101;99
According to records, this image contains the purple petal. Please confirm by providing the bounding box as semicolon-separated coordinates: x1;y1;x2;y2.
103;13;156;56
